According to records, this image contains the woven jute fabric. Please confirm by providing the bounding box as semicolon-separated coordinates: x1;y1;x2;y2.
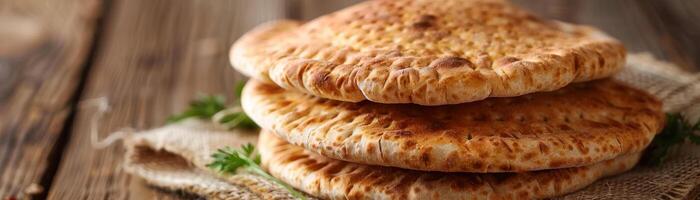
123;53;700;199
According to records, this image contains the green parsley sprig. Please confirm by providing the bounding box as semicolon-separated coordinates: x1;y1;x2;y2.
212;107;258;129
207;144;306;200
167;81;257;129
166;95;226;123
167;82;302;197
642;113;700;165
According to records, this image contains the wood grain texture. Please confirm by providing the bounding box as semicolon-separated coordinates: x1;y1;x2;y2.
289;0;363;20
45;0;288;199
0;0;101;198
637;0;700;72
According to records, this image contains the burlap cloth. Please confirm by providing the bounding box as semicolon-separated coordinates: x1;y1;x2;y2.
122;54;700;200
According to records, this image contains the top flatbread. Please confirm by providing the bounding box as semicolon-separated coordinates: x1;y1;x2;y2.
259;130;642;200
231;0;626;105
242;79;663;172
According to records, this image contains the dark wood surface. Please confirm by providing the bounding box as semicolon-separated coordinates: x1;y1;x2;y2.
0;0;102;198
0;0;698;199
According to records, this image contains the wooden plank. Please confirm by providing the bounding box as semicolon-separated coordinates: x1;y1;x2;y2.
291;0;363;20
46;0;288;199
637;0;700;71
0;0;102;198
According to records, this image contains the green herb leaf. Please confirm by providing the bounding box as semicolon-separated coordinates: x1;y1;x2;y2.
234;80;246;100
216;110;258;129
642;113;700;165
166;81;259;130
167;95;226;123
208;144;306;200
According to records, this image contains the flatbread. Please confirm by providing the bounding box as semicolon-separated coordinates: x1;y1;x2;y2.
258;130;642;200
242;79;663;172
231;0;626;105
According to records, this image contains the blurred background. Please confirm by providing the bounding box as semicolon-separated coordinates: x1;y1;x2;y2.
1;0;698;199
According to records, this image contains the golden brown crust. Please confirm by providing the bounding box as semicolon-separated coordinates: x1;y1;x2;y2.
231;0;626;105
243;79;663;172
259;131;642;200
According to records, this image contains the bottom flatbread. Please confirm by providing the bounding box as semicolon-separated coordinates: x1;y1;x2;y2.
258;130;641;200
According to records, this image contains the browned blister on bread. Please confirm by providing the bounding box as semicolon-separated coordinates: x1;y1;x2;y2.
243;79;663;172
231;0;626;105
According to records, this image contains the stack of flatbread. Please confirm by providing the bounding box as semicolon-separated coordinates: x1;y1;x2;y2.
230;0;665;199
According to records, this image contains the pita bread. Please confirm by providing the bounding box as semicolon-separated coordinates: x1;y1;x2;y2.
258;130;641;200
231;0;626;105
242;79;663;172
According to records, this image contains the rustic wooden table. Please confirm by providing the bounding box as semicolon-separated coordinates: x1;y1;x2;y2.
1;0;699;199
